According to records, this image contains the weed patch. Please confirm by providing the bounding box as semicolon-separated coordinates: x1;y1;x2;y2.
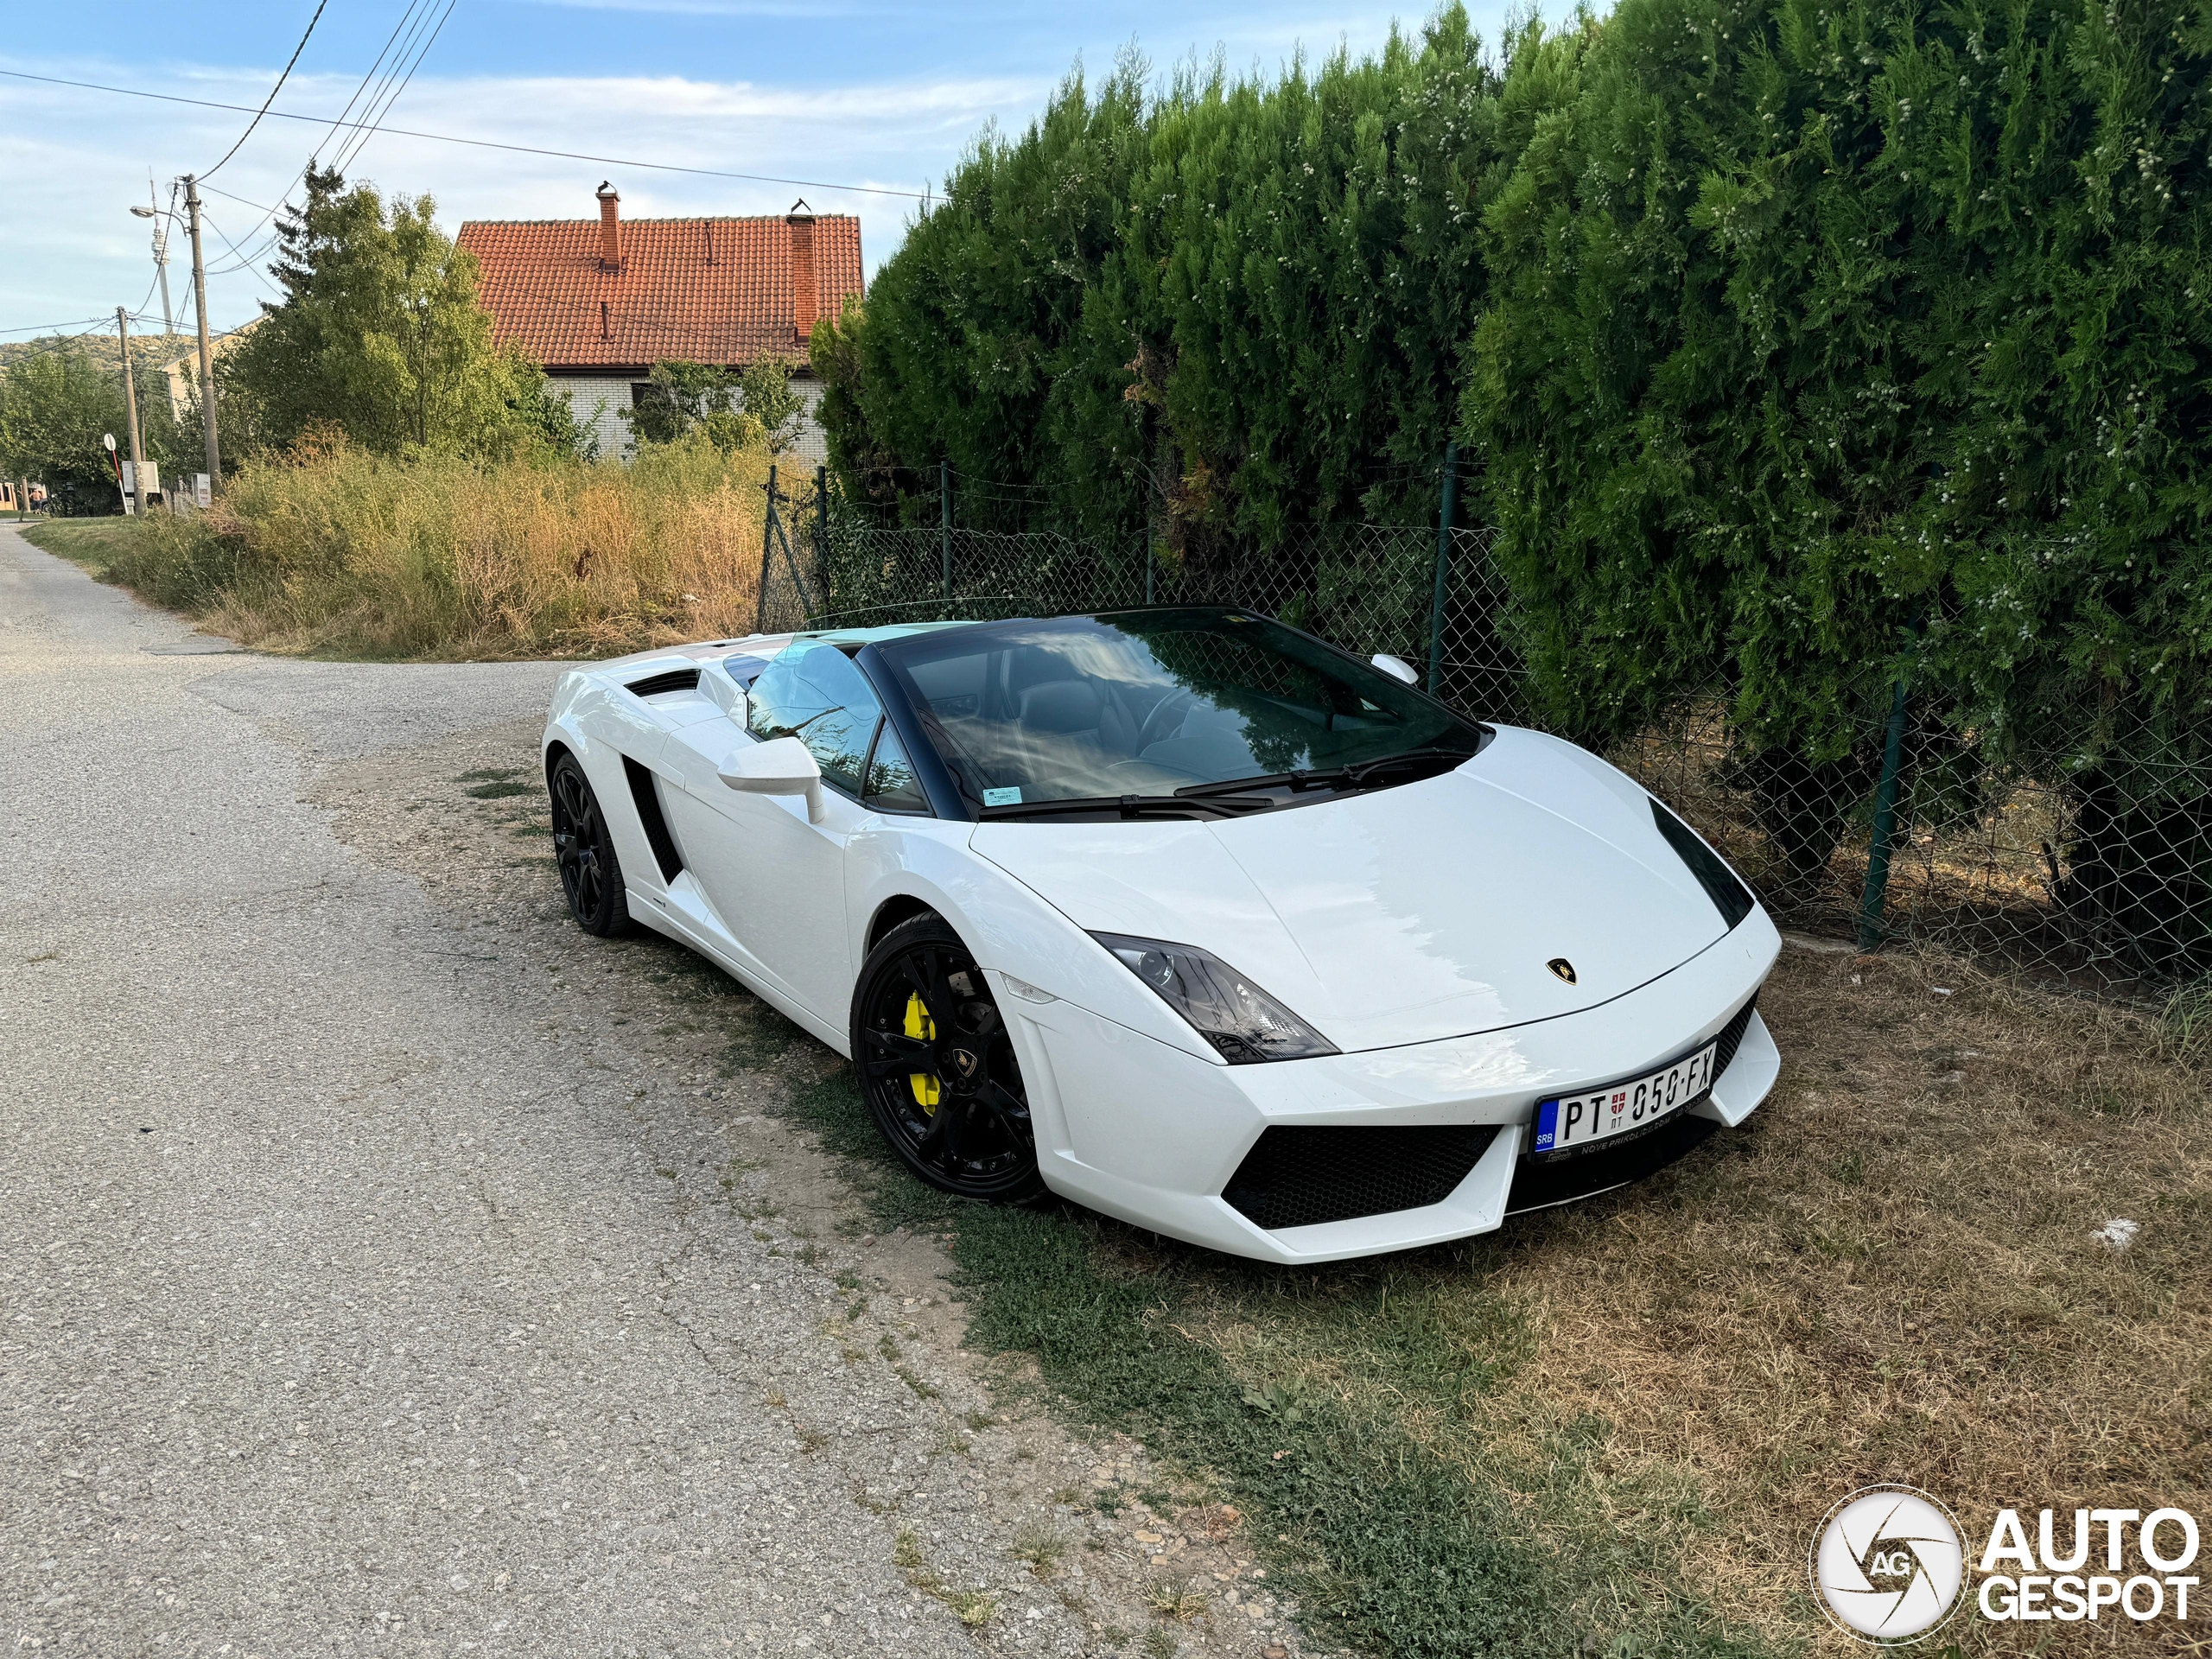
35;435;772;660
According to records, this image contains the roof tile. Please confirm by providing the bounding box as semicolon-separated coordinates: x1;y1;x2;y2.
456;212;863;373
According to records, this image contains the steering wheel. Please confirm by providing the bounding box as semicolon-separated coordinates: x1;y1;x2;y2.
1135;689;1196;754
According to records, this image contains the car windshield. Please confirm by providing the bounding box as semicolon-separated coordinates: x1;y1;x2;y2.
872;608;1484;817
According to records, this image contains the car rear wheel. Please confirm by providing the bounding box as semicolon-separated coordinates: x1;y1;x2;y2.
549;752;631;936
851;915;1045;1204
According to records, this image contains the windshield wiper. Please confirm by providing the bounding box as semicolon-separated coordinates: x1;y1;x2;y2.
978;792;1278;822
1173;746;1475;800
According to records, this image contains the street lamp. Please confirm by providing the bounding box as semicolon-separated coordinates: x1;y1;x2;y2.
130;201;178;337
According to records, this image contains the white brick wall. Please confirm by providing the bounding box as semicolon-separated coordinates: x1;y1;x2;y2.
548;375;638;461
783;378;830;466
546;372;830;465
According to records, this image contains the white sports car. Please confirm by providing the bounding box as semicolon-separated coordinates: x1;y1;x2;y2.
542;607;1781;1264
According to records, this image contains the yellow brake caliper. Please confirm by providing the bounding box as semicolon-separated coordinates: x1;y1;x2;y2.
904;992;939;1115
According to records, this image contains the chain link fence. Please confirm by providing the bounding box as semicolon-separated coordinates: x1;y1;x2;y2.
753;467;2210;1005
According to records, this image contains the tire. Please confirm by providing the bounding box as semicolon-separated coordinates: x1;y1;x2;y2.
850;914;1046;1204
549;751;632;937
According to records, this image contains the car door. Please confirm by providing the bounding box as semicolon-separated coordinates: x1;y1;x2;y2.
659;643;879;1027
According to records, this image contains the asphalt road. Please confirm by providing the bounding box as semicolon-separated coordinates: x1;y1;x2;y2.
0;530;1306;1659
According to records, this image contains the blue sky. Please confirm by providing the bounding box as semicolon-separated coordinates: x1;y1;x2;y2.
3;1;1516;341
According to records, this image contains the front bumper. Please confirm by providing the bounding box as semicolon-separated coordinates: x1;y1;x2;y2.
997;912;1782;1264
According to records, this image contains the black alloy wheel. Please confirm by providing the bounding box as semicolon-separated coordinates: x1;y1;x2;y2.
850;914;1045;1204
549;752;631;936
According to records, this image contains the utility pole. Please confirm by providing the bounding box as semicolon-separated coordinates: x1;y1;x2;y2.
183;174;221;489
116;308;148;517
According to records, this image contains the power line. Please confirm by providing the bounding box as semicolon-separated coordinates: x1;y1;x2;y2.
0;315;111;337
331;0;457;179
196;0;451;287
197;208;283;297
201;0;334;178
195;181;282;214
0;67;931;200
319;0;442;172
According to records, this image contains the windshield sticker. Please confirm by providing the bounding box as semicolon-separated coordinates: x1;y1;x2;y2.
983;786;1023;806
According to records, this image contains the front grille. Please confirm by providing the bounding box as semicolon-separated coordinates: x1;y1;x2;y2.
1506;1116;1720;1213
1711;994;1758;1078
1223;1123;1501;1232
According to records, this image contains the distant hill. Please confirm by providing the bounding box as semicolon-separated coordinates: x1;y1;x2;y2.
0;330;201;374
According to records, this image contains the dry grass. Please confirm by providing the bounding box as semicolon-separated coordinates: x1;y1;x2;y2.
60;432;773;659
1189;945;2212;1653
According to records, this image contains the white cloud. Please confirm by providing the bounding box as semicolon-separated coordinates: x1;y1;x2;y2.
2;60;1025;334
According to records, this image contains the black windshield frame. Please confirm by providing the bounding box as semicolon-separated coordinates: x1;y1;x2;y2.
864;607;1491;824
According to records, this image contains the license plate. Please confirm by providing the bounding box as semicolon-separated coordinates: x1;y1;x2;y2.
1532;1039;1718;1157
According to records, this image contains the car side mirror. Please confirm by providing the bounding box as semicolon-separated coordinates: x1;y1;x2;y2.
1370;653;1420;687
719;734;826;824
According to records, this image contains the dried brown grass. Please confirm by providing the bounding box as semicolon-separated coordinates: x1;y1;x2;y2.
1490;950;2209;1650
95;432;773;659
1185;947;2211;1653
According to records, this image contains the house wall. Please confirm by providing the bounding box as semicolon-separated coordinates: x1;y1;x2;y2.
548;375;637;461
784;379;830;467
546;374;830;466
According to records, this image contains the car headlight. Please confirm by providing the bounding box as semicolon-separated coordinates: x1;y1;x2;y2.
1090;932;1338;1064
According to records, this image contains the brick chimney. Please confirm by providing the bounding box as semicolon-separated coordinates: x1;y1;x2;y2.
595;181;621;272
786;199;817;340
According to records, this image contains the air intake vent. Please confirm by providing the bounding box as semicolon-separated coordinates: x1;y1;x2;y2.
1709;993;1758;1079
1223;1123;1500;1232
627;667;702;699
622;756;684;881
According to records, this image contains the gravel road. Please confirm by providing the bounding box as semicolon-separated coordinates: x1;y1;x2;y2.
0;528;1306;1659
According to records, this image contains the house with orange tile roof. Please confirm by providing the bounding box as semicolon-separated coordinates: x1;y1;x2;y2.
457;183;862;461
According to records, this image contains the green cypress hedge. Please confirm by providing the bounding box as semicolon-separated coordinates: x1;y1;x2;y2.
1469;0;2210;947
815;0;2211;963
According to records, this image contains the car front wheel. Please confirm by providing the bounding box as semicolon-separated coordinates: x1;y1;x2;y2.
850;914;1045;1204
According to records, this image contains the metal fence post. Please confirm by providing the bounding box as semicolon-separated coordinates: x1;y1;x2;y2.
814;464;829;595
754;463;779;634
1857;654;1913;951
1427;442;1459;692
939;460;953;602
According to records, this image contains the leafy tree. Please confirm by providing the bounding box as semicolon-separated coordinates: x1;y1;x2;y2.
0;343;131;510
0;331;204;510
738;355;804;454
621;356;797;453
223;164;550;456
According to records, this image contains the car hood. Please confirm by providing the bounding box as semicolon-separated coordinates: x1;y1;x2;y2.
969;727;1735;1053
